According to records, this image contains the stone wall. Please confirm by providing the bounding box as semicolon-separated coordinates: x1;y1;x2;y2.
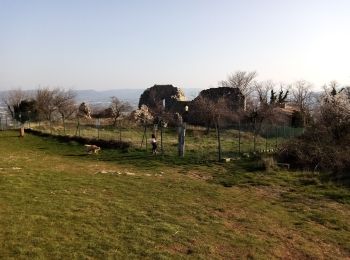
138;85;245;125
138;85;186;110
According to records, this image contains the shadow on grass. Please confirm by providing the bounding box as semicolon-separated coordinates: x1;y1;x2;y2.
65;154;89;157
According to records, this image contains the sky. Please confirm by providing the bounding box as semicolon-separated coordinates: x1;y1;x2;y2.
1;0;350;91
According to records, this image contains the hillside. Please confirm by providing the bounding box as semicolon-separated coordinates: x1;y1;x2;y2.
0;130;349;258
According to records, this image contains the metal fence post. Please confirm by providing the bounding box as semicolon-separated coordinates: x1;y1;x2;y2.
97;118;100;139
265;125;268;152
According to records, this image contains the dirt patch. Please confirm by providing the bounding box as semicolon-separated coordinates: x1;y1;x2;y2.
186;171;213;181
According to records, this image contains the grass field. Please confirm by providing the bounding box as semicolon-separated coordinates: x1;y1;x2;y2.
0;130;349;259
30;119;303;161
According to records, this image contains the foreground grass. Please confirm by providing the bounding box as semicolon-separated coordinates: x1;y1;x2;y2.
0;130;349;259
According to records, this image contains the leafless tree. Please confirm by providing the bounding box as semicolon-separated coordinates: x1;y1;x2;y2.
191;96;238;160
35;87;58;121
291;80;313;126
252;80;275;107
35;87;76;122
2;88;27;119
320;84;350;140
344;86;350;98
219;70;257;97
109;97;132;126
246;81;290;150
328;80;340;91
55;89;77;123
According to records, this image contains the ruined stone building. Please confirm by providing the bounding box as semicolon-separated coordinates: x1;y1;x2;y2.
138;84;246;124
138;84;186;111
192;87;246;111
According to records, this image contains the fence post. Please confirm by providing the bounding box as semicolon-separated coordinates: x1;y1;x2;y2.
63;116;66;135
238;122;241;155
119;120;122;142
96;118;100;139
75;118;80;136
178;118;186;157
253;131;256;153
216;122;222;161
265;125;268;152
141;125;148;150
160;125;163;155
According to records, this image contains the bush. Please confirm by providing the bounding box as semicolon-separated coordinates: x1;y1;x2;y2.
278;87;350;179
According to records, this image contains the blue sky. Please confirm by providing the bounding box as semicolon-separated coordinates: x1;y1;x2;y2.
1;0;349;90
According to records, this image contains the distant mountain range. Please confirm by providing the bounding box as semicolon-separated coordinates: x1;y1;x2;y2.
0;88;203;109
74;88;203;106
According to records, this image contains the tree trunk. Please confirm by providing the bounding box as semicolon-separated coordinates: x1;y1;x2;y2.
141;125;147;149
19;126;25;137
62;116;66;135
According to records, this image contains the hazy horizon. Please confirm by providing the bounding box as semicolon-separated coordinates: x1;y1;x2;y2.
1;0;350;91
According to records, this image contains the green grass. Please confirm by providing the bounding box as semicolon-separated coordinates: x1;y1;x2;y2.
0;130;349;259
29;119;297;161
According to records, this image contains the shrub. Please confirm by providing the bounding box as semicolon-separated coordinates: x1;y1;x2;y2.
278;87;350;178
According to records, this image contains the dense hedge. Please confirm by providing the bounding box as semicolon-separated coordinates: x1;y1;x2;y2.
278;124;350;177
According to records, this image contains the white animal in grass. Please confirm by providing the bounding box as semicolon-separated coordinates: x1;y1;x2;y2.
84;144;101;154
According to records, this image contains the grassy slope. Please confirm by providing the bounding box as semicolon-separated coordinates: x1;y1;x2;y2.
32;122;293;160
0;130;349;259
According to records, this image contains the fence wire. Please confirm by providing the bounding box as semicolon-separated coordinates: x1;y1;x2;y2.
2;117;304;161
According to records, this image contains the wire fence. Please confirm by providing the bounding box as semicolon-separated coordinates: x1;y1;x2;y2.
0;116;304;161
0;116;19;131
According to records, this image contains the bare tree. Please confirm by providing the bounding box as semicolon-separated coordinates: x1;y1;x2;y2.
2;89;27;119
109;97;132;126
291;80;313;126
191;96;218;133
253;80;275;107
246;81;290;150
35;87;58;121
344;86;350;98
219;71;257;97
321;84;350;140
35;87;77;135
191;96;238;160
55;89;77;123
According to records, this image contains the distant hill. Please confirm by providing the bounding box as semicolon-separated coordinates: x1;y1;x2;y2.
72;88;202;107
0;88;203;109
